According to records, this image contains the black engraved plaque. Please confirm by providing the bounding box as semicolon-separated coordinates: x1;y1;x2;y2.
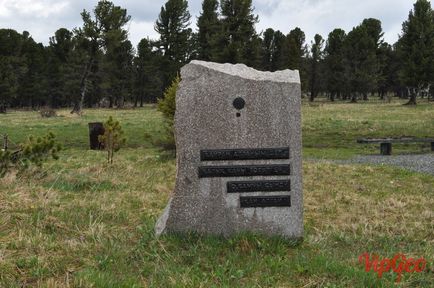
227;180;291;193
200;147;289;161
240;196;291;208
198;164;290;178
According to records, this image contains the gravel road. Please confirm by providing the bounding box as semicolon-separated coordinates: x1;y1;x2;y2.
315;154;434;175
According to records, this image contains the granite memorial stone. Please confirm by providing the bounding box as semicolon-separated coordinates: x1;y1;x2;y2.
156;60;303;239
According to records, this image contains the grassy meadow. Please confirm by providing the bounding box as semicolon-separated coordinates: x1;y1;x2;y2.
0;99;433;287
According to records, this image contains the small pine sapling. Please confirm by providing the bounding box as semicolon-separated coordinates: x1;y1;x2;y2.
20;132;62;169
98;116;126;164
0;132;62;177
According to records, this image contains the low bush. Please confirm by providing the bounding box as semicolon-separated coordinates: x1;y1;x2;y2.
98;116;126;164
0;132;62;177
39;107;57;118
155;75;179;150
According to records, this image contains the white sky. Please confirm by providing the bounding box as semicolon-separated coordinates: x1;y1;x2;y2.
0;0;419;48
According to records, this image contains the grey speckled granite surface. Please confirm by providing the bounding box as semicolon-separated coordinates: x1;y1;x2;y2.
156;60;303;239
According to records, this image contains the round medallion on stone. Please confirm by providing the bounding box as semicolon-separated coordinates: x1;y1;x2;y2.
233;97;246;110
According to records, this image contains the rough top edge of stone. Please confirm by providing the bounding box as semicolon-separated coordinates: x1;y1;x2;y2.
185;60;300;83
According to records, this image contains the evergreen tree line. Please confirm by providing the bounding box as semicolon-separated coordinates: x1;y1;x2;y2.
1;0;433;112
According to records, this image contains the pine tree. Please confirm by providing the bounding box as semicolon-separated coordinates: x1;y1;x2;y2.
18;34;48;108
98;116;126;164
244;34;262;69
197;0;220;61
155;0;191;72
271;31;286;71
217;0;259;64
101;39;134;108
381;43;401;99
324;29;346;101
396;0;434;105
309;34;324;102
261;28;286;71
376;42;395;99
71;0;131;114
1;132;61;177
361;18;384;100
0;29;27;112
63;35;90;108
344;19;383;102
47;28;74;107
134;38;163;106
287;29;304;70
280;27;308;91
262;28;276;71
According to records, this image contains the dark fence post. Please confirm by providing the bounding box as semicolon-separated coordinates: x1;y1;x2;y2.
88;122;105;150
2;134;7;151
380;143;392;155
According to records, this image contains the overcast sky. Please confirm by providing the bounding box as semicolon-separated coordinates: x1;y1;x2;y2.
0;0;418;48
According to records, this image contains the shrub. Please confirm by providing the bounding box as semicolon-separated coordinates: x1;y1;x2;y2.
156;76;179;150
39;107;57;118
0;132;62;177
158;76;178;122
98;116;126;164
20;132;62;168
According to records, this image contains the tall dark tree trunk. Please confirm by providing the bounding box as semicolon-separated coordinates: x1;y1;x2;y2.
140;93;144;107
29;94;34;109
330;91;335;102
363;93;368;101
109;96;114;108
309;72;316;102
309;91;315;102
0;103;6;113
350;92;358;103
134;94;138;107
51;93;57;108
404;91;417;105
400;87;407;98
118;94;124;108
71;58;93;114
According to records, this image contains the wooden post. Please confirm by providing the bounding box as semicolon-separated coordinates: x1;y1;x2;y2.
380;143;392;155
2;134;7;151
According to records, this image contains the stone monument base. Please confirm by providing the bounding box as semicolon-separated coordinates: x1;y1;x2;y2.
156;61;303;239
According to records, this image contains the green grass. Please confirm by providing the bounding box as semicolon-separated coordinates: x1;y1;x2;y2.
0;100;433;287
1;100;432;158
0;106;165;149
302;99;434;158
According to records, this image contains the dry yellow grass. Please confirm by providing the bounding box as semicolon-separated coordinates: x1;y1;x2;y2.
0;104;433;287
